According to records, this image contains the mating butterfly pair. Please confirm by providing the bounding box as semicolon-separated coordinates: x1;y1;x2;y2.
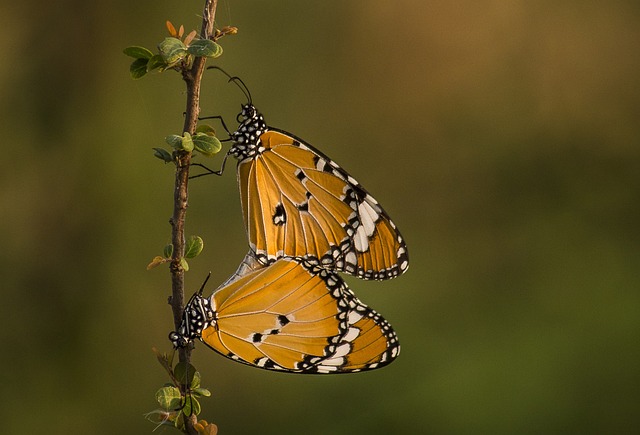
170;75;408;373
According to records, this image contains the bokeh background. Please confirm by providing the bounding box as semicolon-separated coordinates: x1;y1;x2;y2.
1;0;639;433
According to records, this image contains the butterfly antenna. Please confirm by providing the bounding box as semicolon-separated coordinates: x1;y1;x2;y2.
197;271;213;296
207;66;252;104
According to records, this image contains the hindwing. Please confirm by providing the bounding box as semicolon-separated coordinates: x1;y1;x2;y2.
171;255;400;374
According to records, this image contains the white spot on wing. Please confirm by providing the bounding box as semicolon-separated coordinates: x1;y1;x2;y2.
348;311;364;325
321;357;345;367
345;251;357;266
354;225;369;252
333;342;351;358
358;201;380;236
343;326;360;342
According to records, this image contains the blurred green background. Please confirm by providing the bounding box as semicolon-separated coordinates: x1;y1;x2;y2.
1;0;639;433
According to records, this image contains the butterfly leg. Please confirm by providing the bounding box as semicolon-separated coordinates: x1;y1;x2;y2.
198;114;232;139
190;152;230;178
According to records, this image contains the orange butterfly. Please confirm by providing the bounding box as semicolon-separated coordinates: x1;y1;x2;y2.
170;253;400;373
203;70;409;281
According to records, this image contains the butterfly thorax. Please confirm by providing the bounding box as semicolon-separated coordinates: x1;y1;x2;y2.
229;104;267;161
169;294;216;348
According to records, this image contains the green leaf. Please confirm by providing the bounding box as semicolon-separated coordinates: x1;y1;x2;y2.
185;236;204;259
192;387;211;398
191;397;201;416
193;133;222;157
156;386;182;410
182;396;201;417
187;39;223;58
147;54;167;72
130;58;149;79
174;362;197;386
163;244;174;258
191;371;201;389
165;134;183;149
174;411;186;430
180;257;189;271
181;132;194;152
123;46;153;59
153;147;173;163
158;37;188;65
196;124;216;136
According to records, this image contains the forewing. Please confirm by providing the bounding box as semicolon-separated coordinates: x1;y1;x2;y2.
239;129;409;280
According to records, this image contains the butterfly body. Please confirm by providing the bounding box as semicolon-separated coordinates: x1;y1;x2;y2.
170;255;400;374
228;104;409;281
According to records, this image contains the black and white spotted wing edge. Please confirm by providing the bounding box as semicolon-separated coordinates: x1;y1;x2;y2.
276;130;409;281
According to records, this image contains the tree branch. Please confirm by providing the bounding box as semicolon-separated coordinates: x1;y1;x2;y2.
169;0;219;433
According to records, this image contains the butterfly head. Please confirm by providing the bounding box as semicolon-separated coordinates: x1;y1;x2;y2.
169;293;216;348
229;104;267;159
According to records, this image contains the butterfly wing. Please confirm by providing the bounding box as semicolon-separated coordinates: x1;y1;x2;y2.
199;256;400;373
237;129;409;280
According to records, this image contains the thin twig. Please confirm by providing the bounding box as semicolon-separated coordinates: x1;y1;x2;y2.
169;0;219;433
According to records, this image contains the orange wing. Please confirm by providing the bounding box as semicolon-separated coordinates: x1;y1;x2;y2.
235;120;409;281
171;255;400;373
